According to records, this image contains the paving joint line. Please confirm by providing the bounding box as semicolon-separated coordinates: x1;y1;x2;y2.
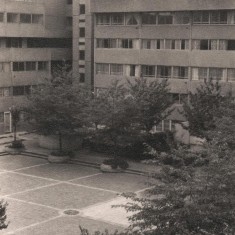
5;215;62;235
68;172;103;182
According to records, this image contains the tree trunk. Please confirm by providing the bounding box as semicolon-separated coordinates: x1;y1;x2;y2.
14;124;17;142
58;132;62;152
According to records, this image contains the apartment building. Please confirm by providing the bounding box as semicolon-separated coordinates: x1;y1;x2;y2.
72;0;235;131
0;0;72;133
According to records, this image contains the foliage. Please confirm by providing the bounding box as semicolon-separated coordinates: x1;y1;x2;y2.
8;140;24;149
126;78;174;132
79;226;132;235
0;200;8;230
26;63;91;151
182;78;223;137
119;97;235;235
102;158;129;170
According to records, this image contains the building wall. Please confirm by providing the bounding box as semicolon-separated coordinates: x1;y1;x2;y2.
0;0;72;133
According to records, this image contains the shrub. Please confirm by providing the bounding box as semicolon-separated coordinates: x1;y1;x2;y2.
8;140;24;149
102;158;129;170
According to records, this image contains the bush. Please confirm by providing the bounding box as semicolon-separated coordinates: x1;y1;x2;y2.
9;140;24;149
102;158;129;170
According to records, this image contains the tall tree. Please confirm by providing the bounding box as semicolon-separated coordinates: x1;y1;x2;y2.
183;79;223;137
26;63;91;152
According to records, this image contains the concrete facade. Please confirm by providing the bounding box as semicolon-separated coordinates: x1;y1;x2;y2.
0;0;72;133
71;0;235;131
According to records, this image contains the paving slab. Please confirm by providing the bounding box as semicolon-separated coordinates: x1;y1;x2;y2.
16;163;101;181
0;172;56;197
80;196;134;227
0;155;47;171
10;183;117;210
13;215;125;235
70;173;149;193
0;198;59;235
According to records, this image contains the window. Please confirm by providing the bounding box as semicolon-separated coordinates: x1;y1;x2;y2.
80;4;85;15
227;69;235;81
126;15;138;25
142;39;155;49
111;14;124;25
79;50;85;60
173;67;188;79
142;13;156;25
79;28;85;37
13;86;24;96
13;62;24;71
209;68;223;80
227;40;235;50
26;61;36;71
142;65;155;77
156;39;164;49
174;12;190;24
200;40;210;50
32;14;43;24
181;40;189;50
20;14;31;23
67;0;72;4
7;13;18;23
110;64;123;75
126;65;137;77
79;73;85;83
0;113;3;123
96;63;109;74
211;11;227;24
6;38;22;48
198;68;208;80
193;11;210;24
38;61;47;71
96;14;110;25
120;39;133;49
0;13;4;22
97;39;117;48
158;13;173;24
165;39;175;49
157;66;171;78
0;88;10;97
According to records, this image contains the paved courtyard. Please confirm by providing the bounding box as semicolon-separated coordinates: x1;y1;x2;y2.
0;154;149;235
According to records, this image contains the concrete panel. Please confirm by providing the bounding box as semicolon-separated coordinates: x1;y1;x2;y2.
91;0;235;13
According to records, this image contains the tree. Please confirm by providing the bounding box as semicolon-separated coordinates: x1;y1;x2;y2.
126;78;174;133
9;105;21;143
119;97;235;235
183;79;223;137
0;200;8;230
26;63;91;152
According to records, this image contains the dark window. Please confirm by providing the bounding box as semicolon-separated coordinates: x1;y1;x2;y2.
26;62;36;71
142;13;156;25
80;4;85;14
79;19;85;23
79;28;85;37
121;39;133;49
38;61;47;71
79;50;85;60
20;14;31;23
200;40;210;50
142;65;155;77
67;0;72;4
6;38;22;48
126;15;138;25
157;66;171;78
66;17;72;27
0;13;4;22
27;38;72;48
13;62;24;71
13;86;24;96
79;73;85;83
130;65;136;77
158;14;173;24
227;40;235;50
7;13;18;23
